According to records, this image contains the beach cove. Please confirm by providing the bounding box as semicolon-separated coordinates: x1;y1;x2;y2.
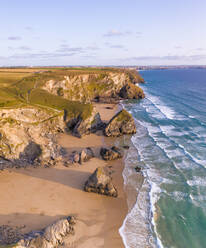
0;68;145;247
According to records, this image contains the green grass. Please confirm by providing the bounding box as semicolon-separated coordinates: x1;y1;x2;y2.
116;109;132;122
30;89;93;120
0;67;144;120
0;244;17;248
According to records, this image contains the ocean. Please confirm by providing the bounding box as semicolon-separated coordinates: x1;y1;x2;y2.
120;69;206;248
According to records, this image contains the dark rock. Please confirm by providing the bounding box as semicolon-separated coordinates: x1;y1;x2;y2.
67;147;94;165
85;147;94;159
72;112;103;138
122;145;130;149
0;225;24;245
119;82;145;99
100;146;123;161
79;147;94;164
19;141;42;163
104;109;136;137
135;166;141;172
72;152;80;163
84;167;118;197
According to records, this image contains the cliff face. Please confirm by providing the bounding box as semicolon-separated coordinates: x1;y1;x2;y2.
0;107;64;166
41;70;144;103
0;106;102;167
0;68;144;167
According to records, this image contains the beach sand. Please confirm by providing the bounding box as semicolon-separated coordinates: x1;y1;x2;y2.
0;103;127;247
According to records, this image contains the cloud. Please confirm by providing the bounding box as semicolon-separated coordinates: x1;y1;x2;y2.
2;43;101;62
126;54;206;61
174;46;183;49
8;36;22;41
196;48;205;51
25;26;33;31
8;46;32;51
103;30;132;37
86;45;100;51
18;46;32;51
56;45;84;53
104;42;125;49
8;51;77;60
81;54;97;59
57;44;99;53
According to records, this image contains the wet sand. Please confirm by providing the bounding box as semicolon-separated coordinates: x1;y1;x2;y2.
0;103;127;247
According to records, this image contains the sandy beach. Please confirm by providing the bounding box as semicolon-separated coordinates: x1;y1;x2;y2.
0;103;127;247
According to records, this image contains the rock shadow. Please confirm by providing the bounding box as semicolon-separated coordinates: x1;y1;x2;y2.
15;167;91;191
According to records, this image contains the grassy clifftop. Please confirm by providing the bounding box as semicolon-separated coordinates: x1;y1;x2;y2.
0;67;144;119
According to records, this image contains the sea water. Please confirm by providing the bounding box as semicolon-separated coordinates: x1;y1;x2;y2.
120;69;206;248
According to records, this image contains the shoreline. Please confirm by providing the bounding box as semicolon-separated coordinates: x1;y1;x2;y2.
0;103;129;247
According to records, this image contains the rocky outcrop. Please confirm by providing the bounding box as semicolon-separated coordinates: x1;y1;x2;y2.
64;147;94;166
119;82;145;99
104;109;136;137
100;146;123;160
13;216;76;248
0;105;102;168
79;147;94;164
0;107;65;168
0;225;24;245
42;70;144;103
84;167;118;197
70;110;103;138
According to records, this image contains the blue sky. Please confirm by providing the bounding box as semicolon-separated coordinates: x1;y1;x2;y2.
1;0;206;66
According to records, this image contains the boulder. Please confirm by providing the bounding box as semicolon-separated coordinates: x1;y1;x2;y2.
104;109;136;137
79;147;94;164
72;151;80;163
84;167;118;197
119;82;145;99
15;216;76;248
135;166;141;172
122;145;130;149
72;111;103;138
100;146;123;161
67;147;94;165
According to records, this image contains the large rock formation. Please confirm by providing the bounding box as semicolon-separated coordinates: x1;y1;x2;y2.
104;109;136;137
13;216;76;248
119;82;145;99
41;70;144;103
0;106;101;168
84;167;118;197
70;110;103;138
100;146;123;161
0;107;65;168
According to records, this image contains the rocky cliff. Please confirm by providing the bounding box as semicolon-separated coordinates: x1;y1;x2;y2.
0;105;102;167
41;69;144;103
0;68;144;167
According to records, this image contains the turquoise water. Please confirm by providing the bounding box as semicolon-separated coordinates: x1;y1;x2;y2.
123;69;206;248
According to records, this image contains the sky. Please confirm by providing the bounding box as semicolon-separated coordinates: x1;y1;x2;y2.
1;0;206;66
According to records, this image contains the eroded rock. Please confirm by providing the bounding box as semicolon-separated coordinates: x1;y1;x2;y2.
19;142;42;163
84;167;118;197
0;107;65;168
119;82;145;99
104;109;136;137
66;147;94;165
15;216;76;248
79;147;94;164
72;111;103;138
100;146;123;161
